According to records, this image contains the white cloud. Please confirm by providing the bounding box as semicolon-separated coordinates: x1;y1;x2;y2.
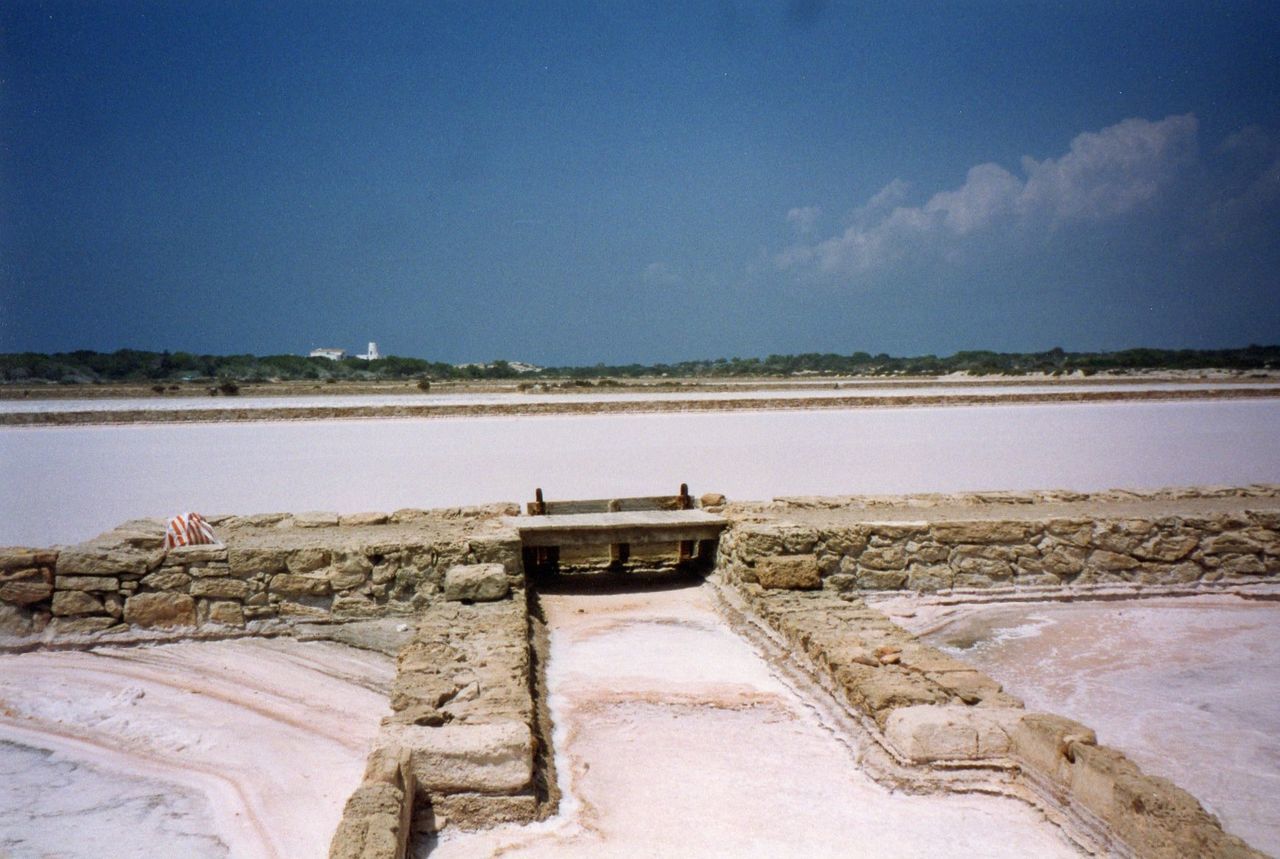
777;114;1200;276
785;205;821;234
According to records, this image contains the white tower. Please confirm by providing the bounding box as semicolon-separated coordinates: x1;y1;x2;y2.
365;342;379;360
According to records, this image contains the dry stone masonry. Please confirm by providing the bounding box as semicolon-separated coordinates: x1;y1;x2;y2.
4;486;1279;859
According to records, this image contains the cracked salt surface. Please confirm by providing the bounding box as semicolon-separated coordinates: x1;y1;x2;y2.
429;583;1081;857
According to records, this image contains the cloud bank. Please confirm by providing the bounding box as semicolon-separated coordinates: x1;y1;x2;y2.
776;114;1206;276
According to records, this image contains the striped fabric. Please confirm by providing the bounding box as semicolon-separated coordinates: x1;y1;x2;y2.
163;512;219;549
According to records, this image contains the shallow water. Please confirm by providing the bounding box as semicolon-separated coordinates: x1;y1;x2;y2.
428;584;1080;857
2;399;1277;546
0;638;394;859
916;597;1280;856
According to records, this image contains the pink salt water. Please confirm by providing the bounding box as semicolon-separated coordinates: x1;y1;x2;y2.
429;583;1081;857
0;637;395;858
910;595;1280;857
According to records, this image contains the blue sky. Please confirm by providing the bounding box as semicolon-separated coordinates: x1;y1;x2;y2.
2;1;1278;364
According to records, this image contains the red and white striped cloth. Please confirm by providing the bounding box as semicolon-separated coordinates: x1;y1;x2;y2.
163;512;219;549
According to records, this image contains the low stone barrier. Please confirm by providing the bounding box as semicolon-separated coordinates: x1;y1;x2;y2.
726;584;1265;858
719;487;1280;594
0;506;523;644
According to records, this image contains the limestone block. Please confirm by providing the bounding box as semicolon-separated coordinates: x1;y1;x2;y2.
856;568;908;590
1009;712;1097;784
190;578;253;599
0;580;53;605
0;550;37;571
270;573;332;596
188;563;231;578
1201;533;1263;555
52;590;105;616
1044;518;1094;547
50;616;116;635
165;545;227;564
140;570;192;592
884;705;1022;762
207;601;246;627
753;555;821;590
1135;562;1202;585
287;548;331;574
1214;554;1266;576
1134;533;1198;562
277;599;332;618
123;592;196;628
57;546;163;577
333;594;380;619
444;564;510;602
0;602;37;636
1089;549;1139;571
926;669;1003;704
379;721;534;794
849;668;948;722
859;545;907;571
700;492;726;507
55;575;119;592
294;511;340;528
338;511;389;527
733;526;786;560
228;547;289;576
930;520;1031;544
906;563;953;592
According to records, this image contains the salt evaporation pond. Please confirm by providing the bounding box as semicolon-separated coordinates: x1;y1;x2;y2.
2;380;1277;413
3;399;1278;546
913;596;1280;857
0;638;394;858
430;584;1080;857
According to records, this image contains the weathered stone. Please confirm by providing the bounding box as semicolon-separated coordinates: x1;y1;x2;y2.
50;616;116;635
123;592;196;628
338;511;389;527
1133;533;1198;562
270;573;332;596
753;555;821;590
379;720;534;794
1010;712;1097;783
294;511;340;528
859;545;907;571
1201;533;1262;555
332;594;379;619
1214;554;1266;575
165;544;227;564
700;492;727;507
52;590;106;616
884;705;1022;762
187;563;231;578
55;575;119;592
1135;562;1202;585
856;568;908;590
0;550;37;571
0;580;53;605
190;577;253;599
102;594;124;618
952;555;1012;579
1089;550;1139;571
443;564;511;602
57;546;163;577
906;563;953;592
140;570;192;592
1044;518;1094;547
207;601;246;627
930;520;1031;544
287;548;331;574
276;599;331;618
0;602;36;636
905;541;950;564
1033;545;1087;576
228;547;289;576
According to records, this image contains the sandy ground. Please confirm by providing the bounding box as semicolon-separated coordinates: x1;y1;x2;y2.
3;399;1277;547
907;595;1280;857
428;582;1080;858
0;638;395;859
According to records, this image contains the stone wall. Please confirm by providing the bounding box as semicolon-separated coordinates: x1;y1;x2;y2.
0;506;524;644
719;491;1280;596
724;583;1265;859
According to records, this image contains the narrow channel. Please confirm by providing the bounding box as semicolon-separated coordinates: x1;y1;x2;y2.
429;577;1081;857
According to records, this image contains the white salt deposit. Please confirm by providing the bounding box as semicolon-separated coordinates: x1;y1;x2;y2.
2;399;1277;546
0;638;394;858
915;596;1280;856
429;584;1081;857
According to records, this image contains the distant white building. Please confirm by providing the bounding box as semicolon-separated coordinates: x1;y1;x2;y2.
357;342;380;361
309;348;347;361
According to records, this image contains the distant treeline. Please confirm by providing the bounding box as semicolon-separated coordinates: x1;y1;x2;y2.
2;345;1278;385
